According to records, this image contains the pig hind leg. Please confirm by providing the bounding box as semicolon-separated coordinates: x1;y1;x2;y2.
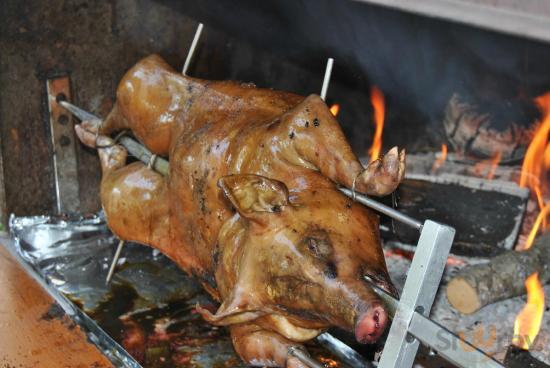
230;324;309;368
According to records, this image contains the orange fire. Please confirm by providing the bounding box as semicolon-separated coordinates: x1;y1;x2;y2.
431;144;448;173
520;92;550;204
486;151;502;180
510;93;550;354
318;357;339;368
472;151;502;180
518;91;550;247
512;272;545;350
525;205;550;250
368;86;385;162
329;104;340;116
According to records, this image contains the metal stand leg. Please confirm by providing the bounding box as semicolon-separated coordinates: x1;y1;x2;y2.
379;220;455;368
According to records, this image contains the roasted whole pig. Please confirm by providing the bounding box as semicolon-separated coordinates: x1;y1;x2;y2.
75;55;405;368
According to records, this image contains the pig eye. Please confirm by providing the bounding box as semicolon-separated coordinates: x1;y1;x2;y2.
303;237;332;258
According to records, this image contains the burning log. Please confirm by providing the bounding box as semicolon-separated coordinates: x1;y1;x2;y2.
446;231;550;314
504;345;550;368
443;92;535;162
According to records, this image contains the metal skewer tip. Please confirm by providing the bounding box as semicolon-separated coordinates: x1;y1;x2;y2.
182;22;204;76
58;100;100;122
320;57;334;101
105;239;125;284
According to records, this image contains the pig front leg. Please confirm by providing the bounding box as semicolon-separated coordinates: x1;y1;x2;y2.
231;323;310;368
275;95;405;196
74;121;173;259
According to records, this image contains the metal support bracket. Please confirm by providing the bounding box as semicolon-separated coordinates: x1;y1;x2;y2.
378;220;455;368
46;76;80;213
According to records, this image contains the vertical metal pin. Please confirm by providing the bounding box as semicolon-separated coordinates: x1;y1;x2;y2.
105;239;125;284
320;57;334;101
182;22;204;75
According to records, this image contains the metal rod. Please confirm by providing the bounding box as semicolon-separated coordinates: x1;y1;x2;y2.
320;57;334;101
58;100;100;121
105;239;125;284
60;100;423;233
288;346;326;368
410;312;505;368
339;187;423;230
316;333;374;368
182;22;204;75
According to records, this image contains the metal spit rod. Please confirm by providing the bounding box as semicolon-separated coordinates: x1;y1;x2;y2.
59;99;425;232
339;187;423;230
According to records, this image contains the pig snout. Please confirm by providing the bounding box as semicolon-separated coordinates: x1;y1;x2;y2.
354;304;388;344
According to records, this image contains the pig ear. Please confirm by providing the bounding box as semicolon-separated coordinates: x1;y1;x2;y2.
218;174;289;219
195;289;265;326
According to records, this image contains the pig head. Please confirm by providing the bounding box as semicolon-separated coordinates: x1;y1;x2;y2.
196;174;395;367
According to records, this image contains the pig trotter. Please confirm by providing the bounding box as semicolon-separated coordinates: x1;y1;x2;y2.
355;147;406;197
230;324;309;368
74;120;128;173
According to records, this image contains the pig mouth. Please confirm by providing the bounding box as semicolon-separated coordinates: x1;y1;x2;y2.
354;303;389;344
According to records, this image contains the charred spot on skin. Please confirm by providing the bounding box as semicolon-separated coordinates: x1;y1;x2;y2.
324;262;337;279
194;170;209;214
346;202;352;209
271;205;282;213
289;131;295;139
313;118;320;127
260;143;265;148
212;247;220;267
305;121;310;128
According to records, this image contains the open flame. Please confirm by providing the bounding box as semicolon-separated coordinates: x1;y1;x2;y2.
520;92;550;212
486;151;502;180
519;92;550;246
512;272;545;350
525;205;550;249
431;144;448;173
472;151;502;180
511;92;550;352
329;104;340;116
368;86;385;162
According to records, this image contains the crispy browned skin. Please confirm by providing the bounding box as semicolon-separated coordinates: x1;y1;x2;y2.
76;55;403;367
